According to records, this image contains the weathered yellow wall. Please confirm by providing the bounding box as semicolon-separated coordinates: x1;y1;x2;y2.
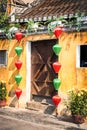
0;38;26;106
0;34;54;107
59;31;87;94
0;32;87;107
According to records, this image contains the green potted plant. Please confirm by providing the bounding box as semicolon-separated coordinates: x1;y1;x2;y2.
0;80;7;107
67;88;87;124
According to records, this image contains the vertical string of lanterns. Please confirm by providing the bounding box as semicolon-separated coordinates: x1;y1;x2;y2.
52;27;62;116
14;32;23;107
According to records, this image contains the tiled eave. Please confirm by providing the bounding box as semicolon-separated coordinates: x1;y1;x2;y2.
15;14;87;23
0;23;87;39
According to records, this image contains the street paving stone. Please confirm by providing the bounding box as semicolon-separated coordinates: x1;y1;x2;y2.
0;107;87;130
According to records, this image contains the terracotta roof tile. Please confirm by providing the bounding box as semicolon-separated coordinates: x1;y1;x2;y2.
19;0;87;21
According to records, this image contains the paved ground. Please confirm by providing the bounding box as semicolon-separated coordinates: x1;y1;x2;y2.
0;115;60;130
0;107;87;130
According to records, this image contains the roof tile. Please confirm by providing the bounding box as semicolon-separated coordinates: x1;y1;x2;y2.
19;0;87;21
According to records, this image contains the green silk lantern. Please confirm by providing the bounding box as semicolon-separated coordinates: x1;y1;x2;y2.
15;74;22;84
53;78;61;90
52;44;62;55
15;46;23;56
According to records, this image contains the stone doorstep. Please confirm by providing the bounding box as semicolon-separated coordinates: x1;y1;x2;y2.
26;101;56;115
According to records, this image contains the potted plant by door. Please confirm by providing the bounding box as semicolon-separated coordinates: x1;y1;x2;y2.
0;80;7;107
67;89;87;124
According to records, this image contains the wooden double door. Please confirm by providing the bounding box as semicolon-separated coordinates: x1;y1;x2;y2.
31;39;57;98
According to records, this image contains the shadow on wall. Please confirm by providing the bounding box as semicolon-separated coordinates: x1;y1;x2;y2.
8;82;18;97
7;39;25;107
9;95;18;107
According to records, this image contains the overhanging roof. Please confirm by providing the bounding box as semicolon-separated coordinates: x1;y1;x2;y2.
17;0;87;22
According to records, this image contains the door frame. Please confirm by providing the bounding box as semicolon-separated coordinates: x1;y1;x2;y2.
26;41;31;102
26;39;57;103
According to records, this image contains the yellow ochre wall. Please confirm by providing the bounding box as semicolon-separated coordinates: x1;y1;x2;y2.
59;31;87;94
0;34;54;107
0;32;87;107
0;38;26;107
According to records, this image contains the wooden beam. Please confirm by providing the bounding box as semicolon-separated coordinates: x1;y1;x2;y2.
7;0;11;15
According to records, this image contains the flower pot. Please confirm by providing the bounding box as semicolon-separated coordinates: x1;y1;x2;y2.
0;99;6;107
72;115;85;124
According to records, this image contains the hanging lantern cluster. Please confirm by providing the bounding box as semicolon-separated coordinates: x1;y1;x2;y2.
14;32;23;99
52;27;62;110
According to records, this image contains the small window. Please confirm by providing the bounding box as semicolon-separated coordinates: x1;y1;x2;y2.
0;50;8;66
76;44;87;68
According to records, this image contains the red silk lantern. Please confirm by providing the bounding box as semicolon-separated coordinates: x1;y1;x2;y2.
52;62;61;73
53;27;62;38
15;88;22;99
52;95;61;106
15;32;23;42
15;60;22;70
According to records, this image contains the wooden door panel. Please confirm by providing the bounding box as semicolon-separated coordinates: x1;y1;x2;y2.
31;39;57;97
31;81;55;96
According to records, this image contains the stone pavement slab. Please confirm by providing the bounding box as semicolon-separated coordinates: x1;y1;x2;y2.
0;106;87;130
